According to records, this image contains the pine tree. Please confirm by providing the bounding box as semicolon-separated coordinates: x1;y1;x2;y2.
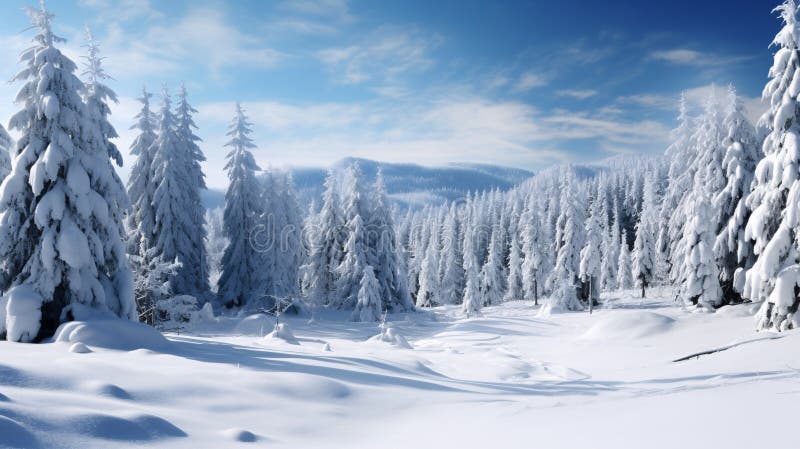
416;219;441;307
461;221;482;316
714;84;762;302
632;174;657;298
335;163;372;310
579;199;602;305
600;199;621;290
0;3;135;341
680;192;722;308
439;204;464;305
742;0;800;330
125;87;158;267
260;170;304;297
503;231;524;302
520;201;543;304
353;266;381;322
547;173;584;312
617;232;633;290
479;223;506;306
660;94;697;281
301;170;345;305
173;85;209;297
217;104;264;307
367;170;413;311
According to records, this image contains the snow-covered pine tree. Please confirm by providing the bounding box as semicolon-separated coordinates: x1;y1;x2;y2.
217;103;264;307
439;203;464;305
353;265;381;322
546;173;584;312
461;218;482;316
260;170;304;297
680;192;722;308
503;230;524;301
742;0;800;330
713;84;762;302
125;87;157;264
0;124;13;181
301;170;345;305
632;174;657;298
617;231;633;290
660;94;697;281
367;170;413;311
416;218;441;307
479;223;506;306
335;163;373;311
600;198;621;290
579;199;602;305
520;199;543;304
669;90;725;285
172;85;209;298
0;3;135;341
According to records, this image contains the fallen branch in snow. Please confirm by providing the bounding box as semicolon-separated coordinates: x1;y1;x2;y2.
672;334;786;363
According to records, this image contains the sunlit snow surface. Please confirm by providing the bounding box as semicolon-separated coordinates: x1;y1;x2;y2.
0;288;798;449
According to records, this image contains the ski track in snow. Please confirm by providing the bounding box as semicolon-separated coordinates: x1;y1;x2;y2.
0;289;798;449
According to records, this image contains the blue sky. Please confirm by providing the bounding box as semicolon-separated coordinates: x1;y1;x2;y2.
0;0;781;188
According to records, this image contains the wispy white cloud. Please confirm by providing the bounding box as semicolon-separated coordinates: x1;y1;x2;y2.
269;0;356;35
89;8;285;80
317;26;441;87
513;71;548;92
556;89;598;99
649;48;752;67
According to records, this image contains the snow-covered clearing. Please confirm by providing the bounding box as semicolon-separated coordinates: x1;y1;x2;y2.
1;289;798;449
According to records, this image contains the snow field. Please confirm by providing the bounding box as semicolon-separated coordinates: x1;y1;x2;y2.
0;289;798;449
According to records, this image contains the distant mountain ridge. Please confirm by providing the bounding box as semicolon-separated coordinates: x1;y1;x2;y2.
201;157;534;210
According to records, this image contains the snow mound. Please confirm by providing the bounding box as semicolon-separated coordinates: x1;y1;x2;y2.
69;342;92;354
581;312;675;340
715;304;756;318
233;314;273;336
3;285;43;343
266;322;299;344
82;382;132;400
369;324;412;349
0;415;38;448
53;320;171;352
222;428;258;443
67;413;186;441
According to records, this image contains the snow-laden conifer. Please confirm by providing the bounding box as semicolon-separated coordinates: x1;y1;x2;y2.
503;231;524;302
416;219;441;307
0;3;134;341
301;170;345;305
579;199;602;305
172;85;209;297
632;175;658;298
217;104;263;307
713;85;762;301
439;204;464;304
125;87;157;262
479;223;506;306
353;265;381;322
367;170;413;311
335;163;372;310
617;232;633;290
680;192;722;308
742;0;800;330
